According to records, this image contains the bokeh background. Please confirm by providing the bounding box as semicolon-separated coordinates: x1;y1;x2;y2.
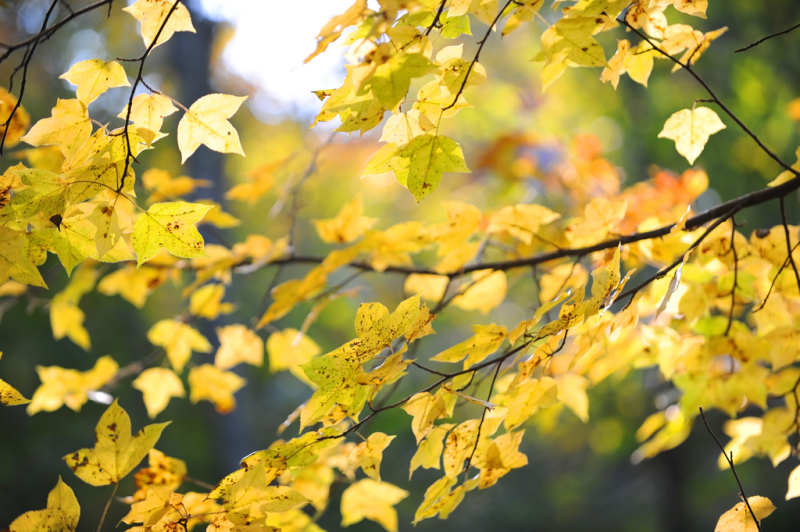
1;0;800;530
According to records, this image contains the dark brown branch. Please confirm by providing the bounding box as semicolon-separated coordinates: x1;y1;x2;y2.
0;0;59;154
619;201;745;305
0;0;114;60
735;22;800;53
699;407;763;532
118;0;182;191
424;0;447;36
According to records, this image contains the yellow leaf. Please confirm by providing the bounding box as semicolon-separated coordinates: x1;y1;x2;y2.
379;109;435;148
715;496;775;532
502;377;559;431
63;399;170;486
188;364;246;414
215;324;264;370
50;265;97;350
267;328;321;385
129;449;187;502
20;98;91;162
403;392;448;443
5;477;80;532
226;162;277;204
313;194;377;244
0;86;30;148
196;199;241;228
409;424;453;479
404;303;437;343
787;465;800;500
451;270;507;314
486;203;560;244
177;93;247;163
557;373;589;422
442;419;480;478
142;168;211;203
658;107;726;165
220;464;309;526
27;355;118;415
147;319;212;373
124;0;196;48
348;432;395;481
97;264;166;308
190;283;236;319
566;197;628;247
404;273;449;302
0;226;46;288
370;52;437;111
0;377;29;406
118;93;178;146
120;486;180;528
300;356;366;429
431;323;507;367
59;60;129;105
478;430;528;489
340;479;408;532
132;368;186;419
132;201;213;265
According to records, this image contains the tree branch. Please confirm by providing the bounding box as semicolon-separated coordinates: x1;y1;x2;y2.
735;22;800;53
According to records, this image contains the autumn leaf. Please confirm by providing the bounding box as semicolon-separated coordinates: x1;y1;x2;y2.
188;364;246;413
215;324;264;370
119;93;178;146
347;432;395;481
313;194;377;244
147;319;212;373
340;479;409;532
133;368;186;418
659;107;726;165
124;0;196;48
267;328;321;385
0;351;30;406
60;60;129;105
63;399;170;486
132;201;213;265
27;355;118;415
369;52;437;111
5;477;80;532
715;496;775;532
0;86;30;148
300;356;365;429
20;99;91;162
177;94;247;162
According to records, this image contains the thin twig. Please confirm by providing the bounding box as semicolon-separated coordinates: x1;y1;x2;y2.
735;22;800;53
779;196;800;293
463;358;503;477
753;240;800;312
699;408;762;532
96;482;119;532
724;219;738;336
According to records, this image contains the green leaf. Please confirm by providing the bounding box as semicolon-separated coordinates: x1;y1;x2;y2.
132;201;212;265
370;53;437;110
397;135;470;202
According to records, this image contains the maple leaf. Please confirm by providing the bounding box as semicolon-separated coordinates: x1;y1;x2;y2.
347;432;395;481
59;60;129;105
190;283;236;319
147;319;212;373
267;328;321;385
0;87;30;148
0;352;30;406
313;194;377;244
177;94;247;163
369;52;437;111
340;479;409;532
63;399;170;486
188;364;246;413
451;270;508;315
132;201;213;265
409;424;453;479
20;99;91;162
5;477;80;532
124;0;196;48
0;226;46;288
27;355;118;415
118;93;178;146
132;368;186;418
658;107;726;165
215;324;264;370
299;356;365;429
